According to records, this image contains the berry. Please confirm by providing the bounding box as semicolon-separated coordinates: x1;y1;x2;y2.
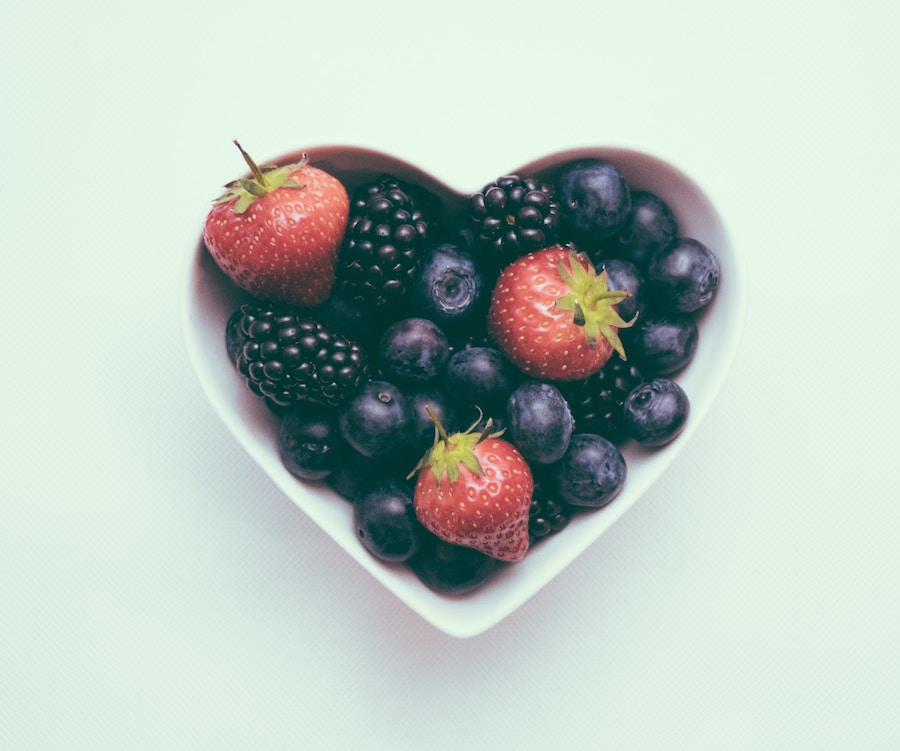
555;158;631;248
623;378;690;447
443;346;520;412
336;174;433;311
553;433;627;508
487;247;634;381
598;190;678;270
506;381;574;465
647;237;720;313
468;174;559;268
409;531;498;596
354;478;423;562
204;142;349;307
410;242;488;335
278;405;347;481
528;478;571;543
411;414;534;562
595;257;648;324
234;304;370;409
378;317;450;386
337;380;413;458
559;353;644;443
629;313;699;376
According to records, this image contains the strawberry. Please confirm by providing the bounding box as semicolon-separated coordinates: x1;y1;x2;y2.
204;141;350;308
487;246;635;381
411;411;534;562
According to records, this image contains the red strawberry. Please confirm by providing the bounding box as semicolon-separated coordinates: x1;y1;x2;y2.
411;412;534;562
203;141;350;308
488;246;635;381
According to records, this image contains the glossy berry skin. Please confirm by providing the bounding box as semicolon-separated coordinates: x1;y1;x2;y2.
409;531;498;595
468;175;560;268
599;190;678;271
353;478;423;562
488;248;632;381
506;381;574;465
623;378;690;447
337;380;413;458
443;346;520;412
553;433;627;508
555;159;632;246
648;237;720;313
378;317;450;386
413;433;534;562
596;257;648;324
204;145;349;308
410;242;487;335
278;405;347;481
629;313;698;376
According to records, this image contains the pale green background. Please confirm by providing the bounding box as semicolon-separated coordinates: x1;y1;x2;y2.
3;1;898;748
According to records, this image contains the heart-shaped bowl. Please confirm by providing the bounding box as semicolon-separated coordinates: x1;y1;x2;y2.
181;145;746;638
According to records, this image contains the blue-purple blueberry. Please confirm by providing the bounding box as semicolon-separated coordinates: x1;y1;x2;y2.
378;317;450;385
444;346;520;411
353;478;423;562
556;159;632;245
648;238;720;313
629;313;698;376
506;381;574;464
337;380;413;458
601;190;678;271
596;257;648;324
553;433;627;508
623;378;690;447
278;405;347;481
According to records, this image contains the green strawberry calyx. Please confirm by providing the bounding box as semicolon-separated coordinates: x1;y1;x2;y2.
213;140;308;214
409;408;504;485
554;250;636;359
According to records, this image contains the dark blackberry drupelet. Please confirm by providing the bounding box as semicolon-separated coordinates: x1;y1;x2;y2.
468;175;559;268
528;477;571;543
234;304;371;409
560;353;644;443
336;175;433;312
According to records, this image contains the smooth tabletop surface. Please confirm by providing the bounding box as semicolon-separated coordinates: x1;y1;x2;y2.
3;2;899;749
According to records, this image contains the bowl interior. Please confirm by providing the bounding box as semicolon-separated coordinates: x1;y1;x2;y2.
181;145;746;638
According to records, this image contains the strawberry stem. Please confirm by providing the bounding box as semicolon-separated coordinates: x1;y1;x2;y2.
233;139;266;185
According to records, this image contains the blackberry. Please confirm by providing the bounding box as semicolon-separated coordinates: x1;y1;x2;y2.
234;304;371;409
560;353;644;443
528;477;570;543
336;175;433;311
468;175;559;268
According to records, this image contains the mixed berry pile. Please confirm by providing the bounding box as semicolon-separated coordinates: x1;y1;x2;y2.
204;144;721;596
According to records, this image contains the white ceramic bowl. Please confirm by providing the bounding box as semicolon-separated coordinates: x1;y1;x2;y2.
181;145;746;638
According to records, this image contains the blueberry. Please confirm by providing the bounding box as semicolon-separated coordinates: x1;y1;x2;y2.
555;159;632;246
409;530;498;596
648;238;720;313
378;317;450;386
353;478;423;562
600;190;678;271
315;293;383;348
337;380;413;458
410;242;487;334
326;449;384;502
277;405;347;481
596;257;648;324
623;378;690;447
506;381;574;464
629;313;699;376
553;433;627;508
444;346;520;412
